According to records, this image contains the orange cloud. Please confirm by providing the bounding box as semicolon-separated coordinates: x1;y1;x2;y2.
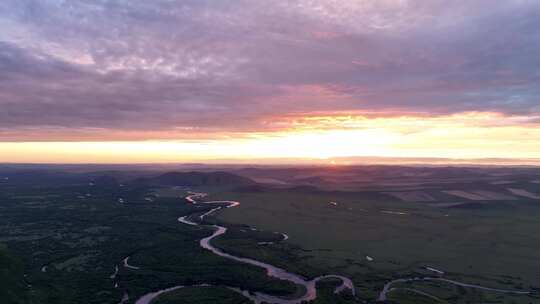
1;111;539;163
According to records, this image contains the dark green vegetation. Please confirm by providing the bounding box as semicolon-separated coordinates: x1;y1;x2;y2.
0;245;28;304
0;171;295;304
152;286;251;304
1;165;540;304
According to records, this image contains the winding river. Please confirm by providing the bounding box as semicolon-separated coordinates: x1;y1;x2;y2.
129;192;531;304
134;193;355;304
378;277;531;302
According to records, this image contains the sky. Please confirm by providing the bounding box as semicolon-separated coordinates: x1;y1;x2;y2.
1;0;539;163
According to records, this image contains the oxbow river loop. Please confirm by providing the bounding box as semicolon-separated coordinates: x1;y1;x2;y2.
133;192;356;304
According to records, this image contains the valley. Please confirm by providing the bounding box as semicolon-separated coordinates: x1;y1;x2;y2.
1;164;540;303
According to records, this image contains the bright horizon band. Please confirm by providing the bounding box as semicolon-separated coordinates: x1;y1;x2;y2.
2;112;539;164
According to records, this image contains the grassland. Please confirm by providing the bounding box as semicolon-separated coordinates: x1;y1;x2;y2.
1;166;540;304
153;286;251;304
212;188;540;303
0;244;28;304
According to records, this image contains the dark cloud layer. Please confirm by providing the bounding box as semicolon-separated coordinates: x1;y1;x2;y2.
1;0;539;140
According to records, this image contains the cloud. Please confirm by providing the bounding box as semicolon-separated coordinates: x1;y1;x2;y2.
0;0;539;140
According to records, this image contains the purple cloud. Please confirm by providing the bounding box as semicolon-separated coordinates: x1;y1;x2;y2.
0;0;539;140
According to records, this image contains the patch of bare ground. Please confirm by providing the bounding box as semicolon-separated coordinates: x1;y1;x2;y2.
507;188;540;199
490;180;514;185
472;190;516;200
431;202;470;208
442;190;487;200
443;190;516;201
384;191;436;202
251;177;288;185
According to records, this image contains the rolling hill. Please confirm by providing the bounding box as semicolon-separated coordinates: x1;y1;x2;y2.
139;171;256;187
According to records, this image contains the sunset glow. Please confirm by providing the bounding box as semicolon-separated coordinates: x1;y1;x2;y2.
2;111;539;163
1;1;540;164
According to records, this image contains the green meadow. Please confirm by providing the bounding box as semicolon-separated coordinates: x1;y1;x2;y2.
1;168;540;304
213;188;540;303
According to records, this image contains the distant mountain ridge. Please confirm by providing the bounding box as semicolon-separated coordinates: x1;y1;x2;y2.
140;171;256;187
